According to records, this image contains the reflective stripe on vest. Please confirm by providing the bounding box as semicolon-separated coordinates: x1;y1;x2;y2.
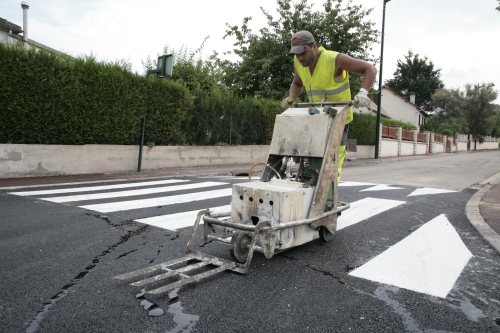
307;82;350;98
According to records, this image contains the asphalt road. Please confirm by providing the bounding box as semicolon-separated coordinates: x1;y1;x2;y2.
1;151;500;333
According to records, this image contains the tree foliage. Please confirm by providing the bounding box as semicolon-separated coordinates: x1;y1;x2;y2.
220;0;379;100
429;83;499;142
385;50;444;112
142;37;225;93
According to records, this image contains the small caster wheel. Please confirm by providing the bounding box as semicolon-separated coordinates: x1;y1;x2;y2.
319;226;334;242
230;232;252;263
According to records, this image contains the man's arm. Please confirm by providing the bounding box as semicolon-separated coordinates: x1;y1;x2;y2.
336;54;377;107
336;54;377;91
282;70;304;109
289;71;304;100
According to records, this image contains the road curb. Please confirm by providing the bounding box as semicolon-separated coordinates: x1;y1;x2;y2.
465;171;500;255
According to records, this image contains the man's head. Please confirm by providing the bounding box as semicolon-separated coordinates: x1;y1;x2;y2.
290;30;318;67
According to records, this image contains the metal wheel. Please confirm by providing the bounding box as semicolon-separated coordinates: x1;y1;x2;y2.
319;226;334;242
230;232;252;263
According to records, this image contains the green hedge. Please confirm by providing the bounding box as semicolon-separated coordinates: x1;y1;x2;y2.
184;89;281;146
0;42;281;146
0;42;192;145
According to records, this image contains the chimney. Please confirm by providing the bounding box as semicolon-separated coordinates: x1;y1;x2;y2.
409;92;416;105
21;1;29;48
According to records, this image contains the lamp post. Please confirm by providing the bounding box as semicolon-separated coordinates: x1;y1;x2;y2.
375;0;390;159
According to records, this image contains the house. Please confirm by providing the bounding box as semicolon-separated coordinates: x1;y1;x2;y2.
376;86;428;129
0;3;62;55
353;100;391;119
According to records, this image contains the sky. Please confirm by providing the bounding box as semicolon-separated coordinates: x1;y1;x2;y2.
2;0;500;103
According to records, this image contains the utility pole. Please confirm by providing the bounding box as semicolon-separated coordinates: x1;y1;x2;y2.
375;0;391;159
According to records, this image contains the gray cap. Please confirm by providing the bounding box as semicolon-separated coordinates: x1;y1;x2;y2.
289;30;315;54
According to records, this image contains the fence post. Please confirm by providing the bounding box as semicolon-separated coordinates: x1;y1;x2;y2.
430;133;435;154
396;126;402;156
424;131;430;154
412;130;418;155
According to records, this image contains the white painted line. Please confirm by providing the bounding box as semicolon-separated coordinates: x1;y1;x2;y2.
79;188;232;213
197;176;260;180
337;198;406;231
408;187;457;196
361;184;404;192
349;214;473;298
42;182;228;203
8;179;189;196
339;181;376;187
136;205;231;230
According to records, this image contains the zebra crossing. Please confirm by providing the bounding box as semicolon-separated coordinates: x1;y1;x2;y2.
8;177;458;231
7;177;472;298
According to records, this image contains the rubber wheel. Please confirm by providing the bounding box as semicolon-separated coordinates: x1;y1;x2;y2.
230;232;252;263
319;226;334;242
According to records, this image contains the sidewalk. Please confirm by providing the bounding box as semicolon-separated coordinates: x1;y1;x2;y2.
1;152;499;254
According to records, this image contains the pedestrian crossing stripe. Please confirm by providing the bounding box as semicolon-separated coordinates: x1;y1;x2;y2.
360;184;404;192
41;182;228;203
349;214;473;298
408;187;457;196
79;188;233;213
136;205;231;230
8;179;189;196
337;197;406;230
339;181;376;187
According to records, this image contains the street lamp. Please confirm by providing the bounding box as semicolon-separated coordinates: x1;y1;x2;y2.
375;0;390;159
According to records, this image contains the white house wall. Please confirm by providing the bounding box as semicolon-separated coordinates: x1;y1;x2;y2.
381;89;421;129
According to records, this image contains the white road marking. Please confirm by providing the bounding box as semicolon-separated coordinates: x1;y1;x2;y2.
408;187;457;196
8;179;189;196
337;198;406;231
339;181;376;187
42;182;228;203
79;188;232;213
349;214;473;298
361;184;404;192
136;205;231;230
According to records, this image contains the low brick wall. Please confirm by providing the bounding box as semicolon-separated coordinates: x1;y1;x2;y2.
0;144;269;178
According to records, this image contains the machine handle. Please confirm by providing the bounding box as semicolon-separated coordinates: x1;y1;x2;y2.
294;101;353;107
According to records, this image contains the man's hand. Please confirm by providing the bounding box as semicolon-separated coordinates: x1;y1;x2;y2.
281;97;295;109
353;88;371;108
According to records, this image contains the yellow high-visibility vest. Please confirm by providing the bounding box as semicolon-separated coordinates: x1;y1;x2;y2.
294;47;353;124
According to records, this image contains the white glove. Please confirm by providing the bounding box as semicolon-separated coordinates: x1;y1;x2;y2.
353;88;371;108
281;97;295;109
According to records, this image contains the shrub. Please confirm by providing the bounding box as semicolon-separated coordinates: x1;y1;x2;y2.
441;129;454;137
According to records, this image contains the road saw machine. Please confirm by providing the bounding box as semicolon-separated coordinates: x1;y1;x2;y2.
114;102;352;294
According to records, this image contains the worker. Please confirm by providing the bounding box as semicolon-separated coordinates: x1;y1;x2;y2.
281;30;377;180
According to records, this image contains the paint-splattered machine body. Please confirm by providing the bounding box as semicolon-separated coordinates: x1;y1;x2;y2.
115;102;351;294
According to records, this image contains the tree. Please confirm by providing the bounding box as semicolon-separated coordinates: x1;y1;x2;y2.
220;0;379;100
385;50;444;112
497;0;500;11
431;83;498;146
491;104;500;137
142;37;225;93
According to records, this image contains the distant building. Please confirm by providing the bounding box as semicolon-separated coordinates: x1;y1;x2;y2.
0;3;64;55
369;86;428;130
353;100;391;119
